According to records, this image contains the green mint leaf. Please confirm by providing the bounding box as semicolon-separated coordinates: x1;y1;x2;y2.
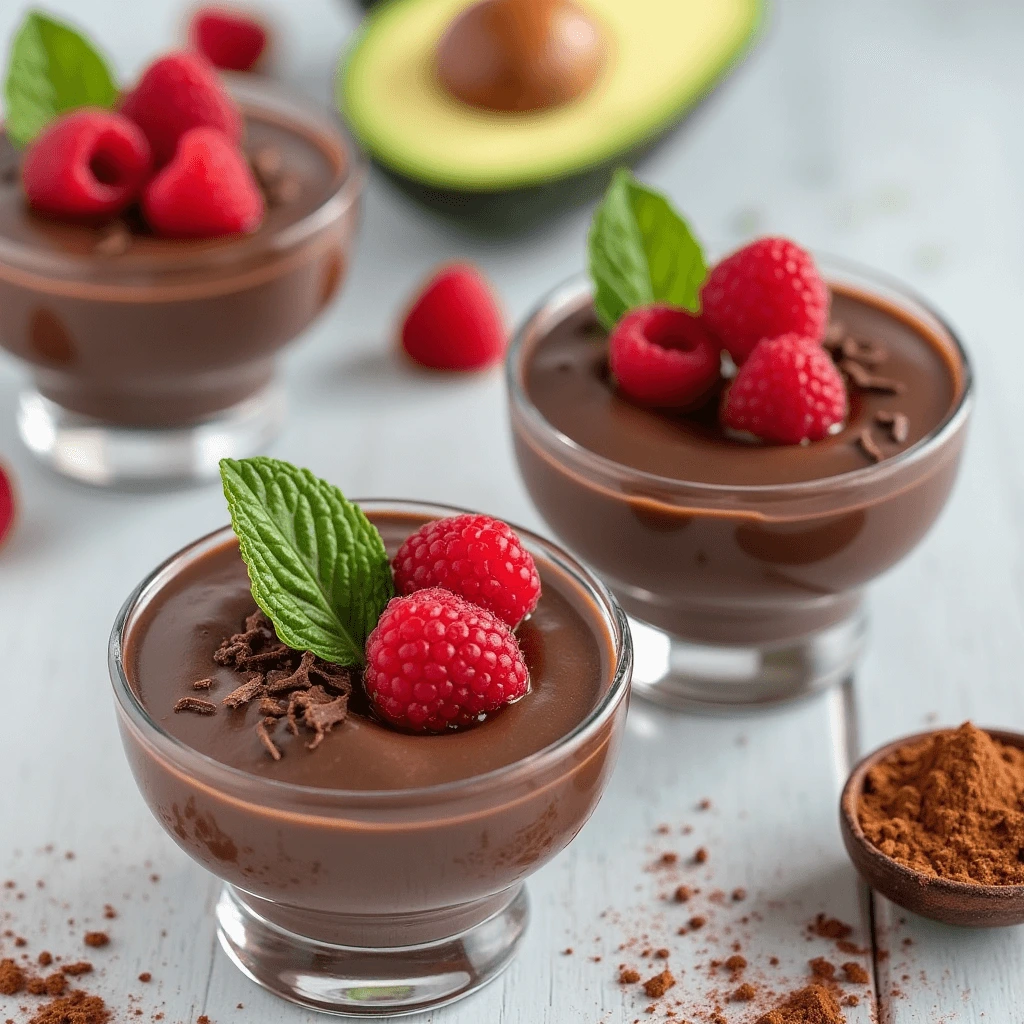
4;11;118;148
219;457;394;668
587;167;708;330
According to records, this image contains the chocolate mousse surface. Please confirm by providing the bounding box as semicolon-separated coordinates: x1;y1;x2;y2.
0;104;345;261
525;285;965;487
125;511;612;791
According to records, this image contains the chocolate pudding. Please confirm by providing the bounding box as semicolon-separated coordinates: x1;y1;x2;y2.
0;77;361;431
509;267;972;653
110;502;630;950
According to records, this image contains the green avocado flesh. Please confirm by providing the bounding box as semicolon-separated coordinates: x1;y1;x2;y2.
338;0;763;192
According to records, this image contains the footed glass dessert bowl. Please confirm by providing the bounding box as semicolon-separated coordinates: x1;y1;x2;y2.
507;259;973;710
0;75;363;488
109;500;631;1016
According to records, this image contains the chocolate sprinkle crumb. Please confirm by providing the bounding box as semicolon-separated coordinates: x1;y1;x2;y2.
255;720;282;762
173;698;217;716
840;359;907;394
841;336;888;366
856;429;884;463
222;677;266;709
192;678;214;691
876;409;910;443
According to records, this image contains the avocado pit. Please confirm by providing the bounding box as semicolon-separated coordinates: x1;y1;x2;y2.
436;0;606;113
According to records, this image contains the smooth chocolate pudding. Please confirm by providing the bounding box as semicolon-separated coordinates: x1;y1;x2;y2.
112;505;628;945
526;287;962;486
0;86;360;428
127;512;610;789
512;277;971;646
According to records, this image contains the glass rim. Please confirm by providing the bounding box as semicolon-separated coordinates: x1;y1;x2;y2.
108;499;633;808
506;255;975;502
0;73;367;286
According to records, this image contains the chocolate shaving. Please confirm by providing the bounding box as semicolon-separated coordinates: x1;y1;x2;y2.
94;222;131;257
173;697;217;716
840;359;906;394
192;678;214;691
302;695;351;751
214;611;276;667
824;322;847;349
258;697;288;717
875;410;909;443
840;336;888;366
251;145;283;186
222;676;266;709
856;429;884;463
255;720;282;761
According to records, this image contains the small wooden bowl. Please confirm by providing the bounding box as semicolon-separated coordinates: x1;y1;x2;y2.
839;727;1024;928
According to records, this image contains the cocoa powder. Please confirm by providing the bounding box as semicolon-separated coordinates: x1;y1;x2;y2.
858;722;1024;884
754;984;844;1023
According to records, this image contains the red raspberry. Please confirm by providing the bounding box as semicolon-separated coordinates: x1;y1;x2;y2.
0;463;15;550
121;51;243;166
21;109;152;220
721;333;847;445
609;304;721;408
142;127;263;238
401;264;506;371
393;514;541;628
190;8;268;72
700;238;829;364
364;588;530;732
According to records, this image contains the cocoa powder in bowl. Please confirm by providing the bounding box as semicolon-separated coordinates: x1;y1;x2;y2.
858;722;1024;884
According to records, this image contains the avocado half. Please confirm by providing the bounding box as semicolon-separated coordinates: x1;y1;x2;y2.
338;0;763;232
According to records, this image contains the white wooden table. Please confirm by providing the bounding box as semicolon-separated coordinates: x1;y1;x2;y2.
2;1;1023;1020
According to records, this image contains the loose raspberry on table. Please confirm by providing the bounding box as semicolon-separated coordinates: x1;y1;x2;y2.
21;109;152;220
0;463;15;550
190;7;268;72
721;333;847;445
121;50;243;166
609;304;721;408
142;127;263;238
700;237;829;364
400;264;506;371
364;588;530;733
393;514;541;628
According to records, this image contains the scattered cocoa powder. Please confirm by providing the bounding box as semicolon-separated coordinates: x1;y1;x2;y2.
754;984;844;1023
658;853;679;867
27;990;110;1024
810;914;852;940
687;916;706;930
619;967;641;984
693;847;709;864
82;933;108;949
138;972;152;983
673;886;693;903
731;982;756;1001
841;961;869;984
642;969;675;998
197;1017;212;1024
61;963;93;977
724;954;746;975
37;952;52;967
809;957;836;980
0;959;25;995
858;722;1024;884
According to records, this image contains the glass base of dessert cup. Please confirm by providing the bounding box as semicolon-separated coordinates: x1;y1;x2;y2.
626;606;867;712
215;883;529;1017
16;382;286;489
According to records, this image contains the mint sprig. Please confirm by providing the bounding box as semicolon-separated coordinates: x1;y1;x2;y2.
588;168;708;331
4;11;118;148
219;458;394;667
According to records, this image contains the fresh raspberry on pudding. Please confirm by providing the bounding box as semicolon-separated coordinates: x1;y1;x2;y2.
21;109;152;219
142;127;263;237
190;7;268;72
121;50;243;166
393;514;541;628
700;237;829;364
609;304;721;408
401;264;506;371
364;588;530;733
721;333;847;445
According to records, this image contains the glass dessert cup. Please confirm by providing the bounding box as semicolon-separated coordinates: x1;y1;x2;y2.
507;261;973;711
0;76;364;488
109;500;632;1016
